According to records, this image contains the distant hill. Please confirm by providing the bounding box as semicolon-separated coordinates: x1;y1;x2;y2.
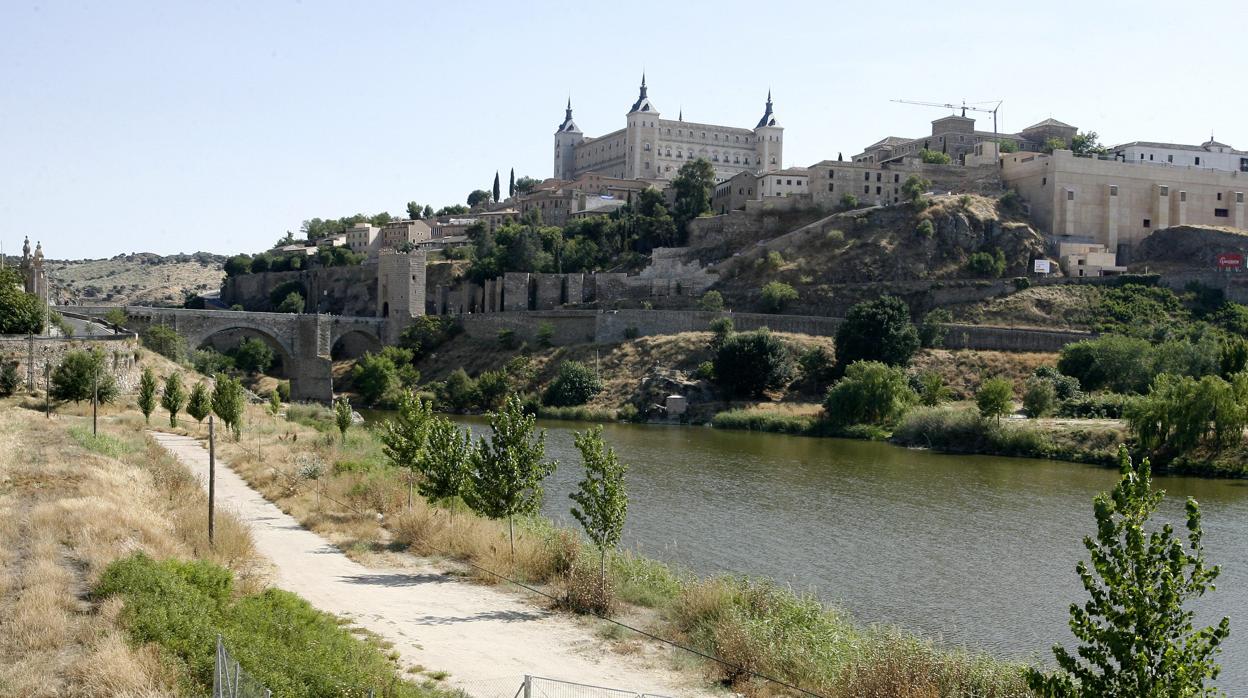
44;251;225;307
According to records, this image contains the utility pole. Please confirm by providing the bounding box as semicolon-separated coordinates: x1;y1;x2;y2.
43;360;50;418
208;415;216;546
92;361;98;435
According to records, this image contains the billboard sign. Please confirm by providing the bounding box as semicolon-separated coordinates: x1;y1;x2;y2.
1033;259;1052;274
1216;253;1244;271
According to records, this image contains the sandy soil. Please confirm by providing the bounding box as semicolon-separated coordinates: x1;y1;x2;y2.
150;432;717;698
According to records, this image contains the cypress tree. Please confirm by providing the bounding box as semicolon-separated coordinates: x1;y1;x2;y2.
508;168;516;198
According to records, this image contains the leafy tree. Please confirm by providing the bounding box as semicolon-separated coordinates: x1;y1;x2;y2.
671;158;715;232
514;176;539;196
161;373;187;427
1023;377;1057;418
422;204;435;219
419;416;472;514
834;296;920;371
438;368;480;411
233;337;275;374
919;149;952;165
838;193;859;211
1059;336;1155;394
798;346;837;392
0;267;43;334
211;374;246;440
475;369;510;411
967;249;1006;278
250;253;272;273
1218;335;1248;378
223;254;252;277
1034;365;1083;400
1042;136;1068;154
916;371;953;406
378;392;434;508
1126;373;1248;460
267;389;282;417
900;175;931;205
976;377;1014;425
709;316;734;350
697;290;724;311
187;381;211;424
398;315;461;360
137;367;158;424
713;328;795;398
435;204;470;216
333;396;352;443
918;308;951;348
104;308;128;332
467;189;492;208
760;281;798;314
823;361;914;426
1025;447;1230;696
406;201;424;220
141;325;186;362
351;351;399;407
996;139;1018;153
464;395;557;558
570;426;628;591
492;171;501;204
275;291;304;314
543;361;602;407
915;218;935;239
508;168;515;199
50;349;117;405
0;362;19;396
192;348;234;376
1069;131;1108;156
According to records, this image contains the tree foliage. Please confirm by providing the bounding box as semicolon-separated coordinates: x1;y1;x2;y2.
187;381;211;423
233;337;275;374
1023;377;1057;418
1126;373;1248;461
378;392;434;506
275;291;305;314
1025;447;1229;696
467;189;492;208
760;281;798;314
50;349;117;405
142;325;186;362
333;396;352;442
137;367;158;424
543;361;602;407
570;426;628;587
834;296;920;371
966;248;1006;278
713;328;795;398
670;158;715;232
211;374;246;439
919;149;952;165
976;377;1014;425
823;361;914;426
0;267;43;334
0;362;19;396
419;416;472;506
900;175;931;204
464;395;557;557
1069;131;1108;156
161;373;187;427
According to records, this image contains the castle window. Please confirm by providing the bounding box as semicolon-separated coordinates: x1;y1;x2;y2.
770;156;776;164
644;143;651;151
1167;154;1173;163
1218;193;1223;201
1196;156;1202;165
894;174;900;183
1216;208;1230;217
876;186;881;195
1238;192;1246;204
828;183;834;191
864;172;870;181
1143;219;1151;228
864;185;870;194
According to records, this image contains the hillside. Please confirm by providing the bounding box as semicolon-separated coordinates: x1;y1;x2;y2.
705;194;1052;315
47;252;225;307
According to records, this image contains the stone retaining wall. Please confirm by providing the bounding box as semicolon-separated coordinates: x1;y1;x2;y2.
0;335;141;393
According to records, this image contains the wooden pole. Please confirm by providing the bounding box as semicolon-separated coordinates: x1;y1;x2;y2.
92;364;98;435
208;415;216;546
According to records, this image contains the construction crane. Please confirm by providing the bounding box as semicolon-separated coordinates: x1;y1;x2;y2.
892;99;1003;137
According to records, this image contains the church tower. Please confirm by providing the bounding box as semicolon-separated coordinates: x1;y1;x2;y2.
625;73;660;180
753;91;783;173
553;97;583;181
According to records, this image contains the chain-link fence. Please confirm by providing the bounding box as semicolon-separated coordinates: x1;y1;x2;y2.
214;636;272;698
453;675;676;698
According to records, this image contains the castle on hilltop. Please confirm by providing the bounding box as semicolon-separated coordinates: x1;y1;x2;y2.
554;75;783;183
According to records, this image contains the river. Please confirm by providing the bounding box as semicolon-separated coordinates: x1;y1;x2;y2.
432;415;1248;691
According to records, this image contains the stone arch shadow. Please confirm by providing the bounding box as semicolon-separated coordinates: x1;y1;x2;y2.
191;324;295;377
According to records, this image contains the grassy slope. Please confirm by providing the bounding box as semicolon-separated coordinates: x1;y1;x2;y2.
49;254;224;307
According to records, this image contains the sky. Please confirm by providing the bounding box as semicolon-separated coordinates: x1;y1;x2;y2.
2;0;1245;259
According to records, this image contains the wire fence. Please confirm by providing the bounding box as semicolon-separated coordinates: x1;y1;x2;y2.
453;675;676;698
213;635;271;698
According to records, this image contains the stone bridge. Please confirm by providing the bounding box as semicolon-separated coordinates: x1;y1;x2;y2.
77;306;389;402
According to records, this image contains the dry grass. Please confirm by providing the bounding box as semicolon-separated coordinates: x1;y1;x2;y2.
0;399;261;697
909;349;1057;399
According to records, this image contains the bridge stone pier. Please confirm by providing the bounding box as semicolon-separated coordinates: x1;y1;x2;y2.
78;307;389;402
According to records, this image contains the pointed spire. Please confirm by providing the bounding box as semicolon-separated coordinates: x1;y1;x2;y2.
639;71;648;99
678;107;683;122
755;90;776;128
565;95;573;121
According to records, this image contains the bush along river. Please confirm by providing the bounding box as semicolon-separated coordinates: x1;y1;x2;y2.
433;415;1248;691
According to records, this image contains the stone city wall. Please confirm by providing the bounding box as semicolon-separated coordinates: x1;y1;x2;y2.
222;264;378;315
0;335;141;393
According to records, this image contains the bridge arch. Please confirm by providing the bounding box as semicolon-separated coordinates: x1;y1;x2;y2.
331;328;384;360
192;324;295;377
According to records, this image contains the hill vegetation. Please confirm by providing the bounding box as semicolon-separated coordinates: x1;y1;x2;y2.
46;252;225;306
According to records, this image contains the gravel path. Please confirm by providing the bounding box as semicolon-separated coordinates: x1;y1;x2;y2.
150;431;712;698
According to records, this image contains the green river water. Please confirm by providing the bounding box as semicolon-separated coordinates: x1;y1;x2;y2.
416;415;1248;690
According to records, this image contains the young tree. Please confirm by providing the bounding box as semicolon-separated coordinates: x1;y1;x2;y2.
823;361;915;426
570;426;628;592
465;394;557;559
422;204;435;219
379;392;434;509
1022;377;1057;418
697;290;725;311
161;373;187;427
976;377;1014;425
187;381;211;424
267;389;282;417
492;171;501;204
211;373;246;439
104;307;127;332
137;367;158;424
333;396;352;443
1025;447;1230;696
916;371;953;407
760;281;798;313
0;362;19;396
418;416;473;521
233;337;275;373
508;168;516;199
50;349;117;404
834;295;920;371
141;325;186;362
900;174;932;205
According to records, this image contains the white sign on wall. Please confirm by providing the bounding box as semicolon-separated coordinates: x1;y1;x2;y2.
1033;259;1052;274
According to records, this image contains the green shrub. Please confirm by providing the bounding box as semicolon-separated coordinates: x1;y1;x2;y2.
232;337;275;374
1058;392;1132;419
976;377;1014;425
765;250;785;270
919;149;952;165
476;369;510;410
823;361;914;427
712;410;814;434
437;368;479;411
1058;335;1155;394
835;295;920;370
709;317;734;349
0;362;19;396
1013;276;1031;291
141;324;186;362
543;361;603;407
697;290;724;311
275;291;305;314
893;405;1051;458
95;553;433;697
536;322;555;348
713;328;795;398
695;361;715;381
1022;377;1056;418
1126;373;1248;461
797;346;836;391
398;315;462;359
838;193;859;211
1033;366;1082;400
51;349;118;404
497;329;519;350
915;219;935;238
999;190;1023;214
192;348;234;375
623;326;640;340
267;280;306;309
918;308;950;349
915;371;953;406
760;281;798;313
901;174;932;204
966;249;1006;278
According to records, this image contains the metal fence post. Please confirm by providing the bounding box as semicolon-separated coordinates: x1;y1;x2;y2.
524;674;533;698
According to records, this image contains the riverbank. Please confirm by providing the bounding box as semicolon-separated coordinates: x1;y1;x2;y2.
190;400;1037;697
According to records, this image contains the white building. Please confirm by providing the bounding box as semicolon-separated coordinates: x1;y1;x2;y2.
1110;138;1248;174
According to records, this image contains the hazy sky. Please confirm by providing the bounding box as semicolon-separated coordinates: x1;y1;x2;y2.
3;0;1245;258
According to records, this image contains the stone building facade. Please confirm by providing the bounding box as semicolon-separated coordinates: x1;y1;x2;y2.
1002;148;1248;261
1109;138;1248;174
854;114;1077;166
554;76;783;184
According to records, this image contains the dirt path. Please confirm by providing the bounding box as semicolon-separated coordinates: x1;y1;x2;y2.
150;432;714;698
